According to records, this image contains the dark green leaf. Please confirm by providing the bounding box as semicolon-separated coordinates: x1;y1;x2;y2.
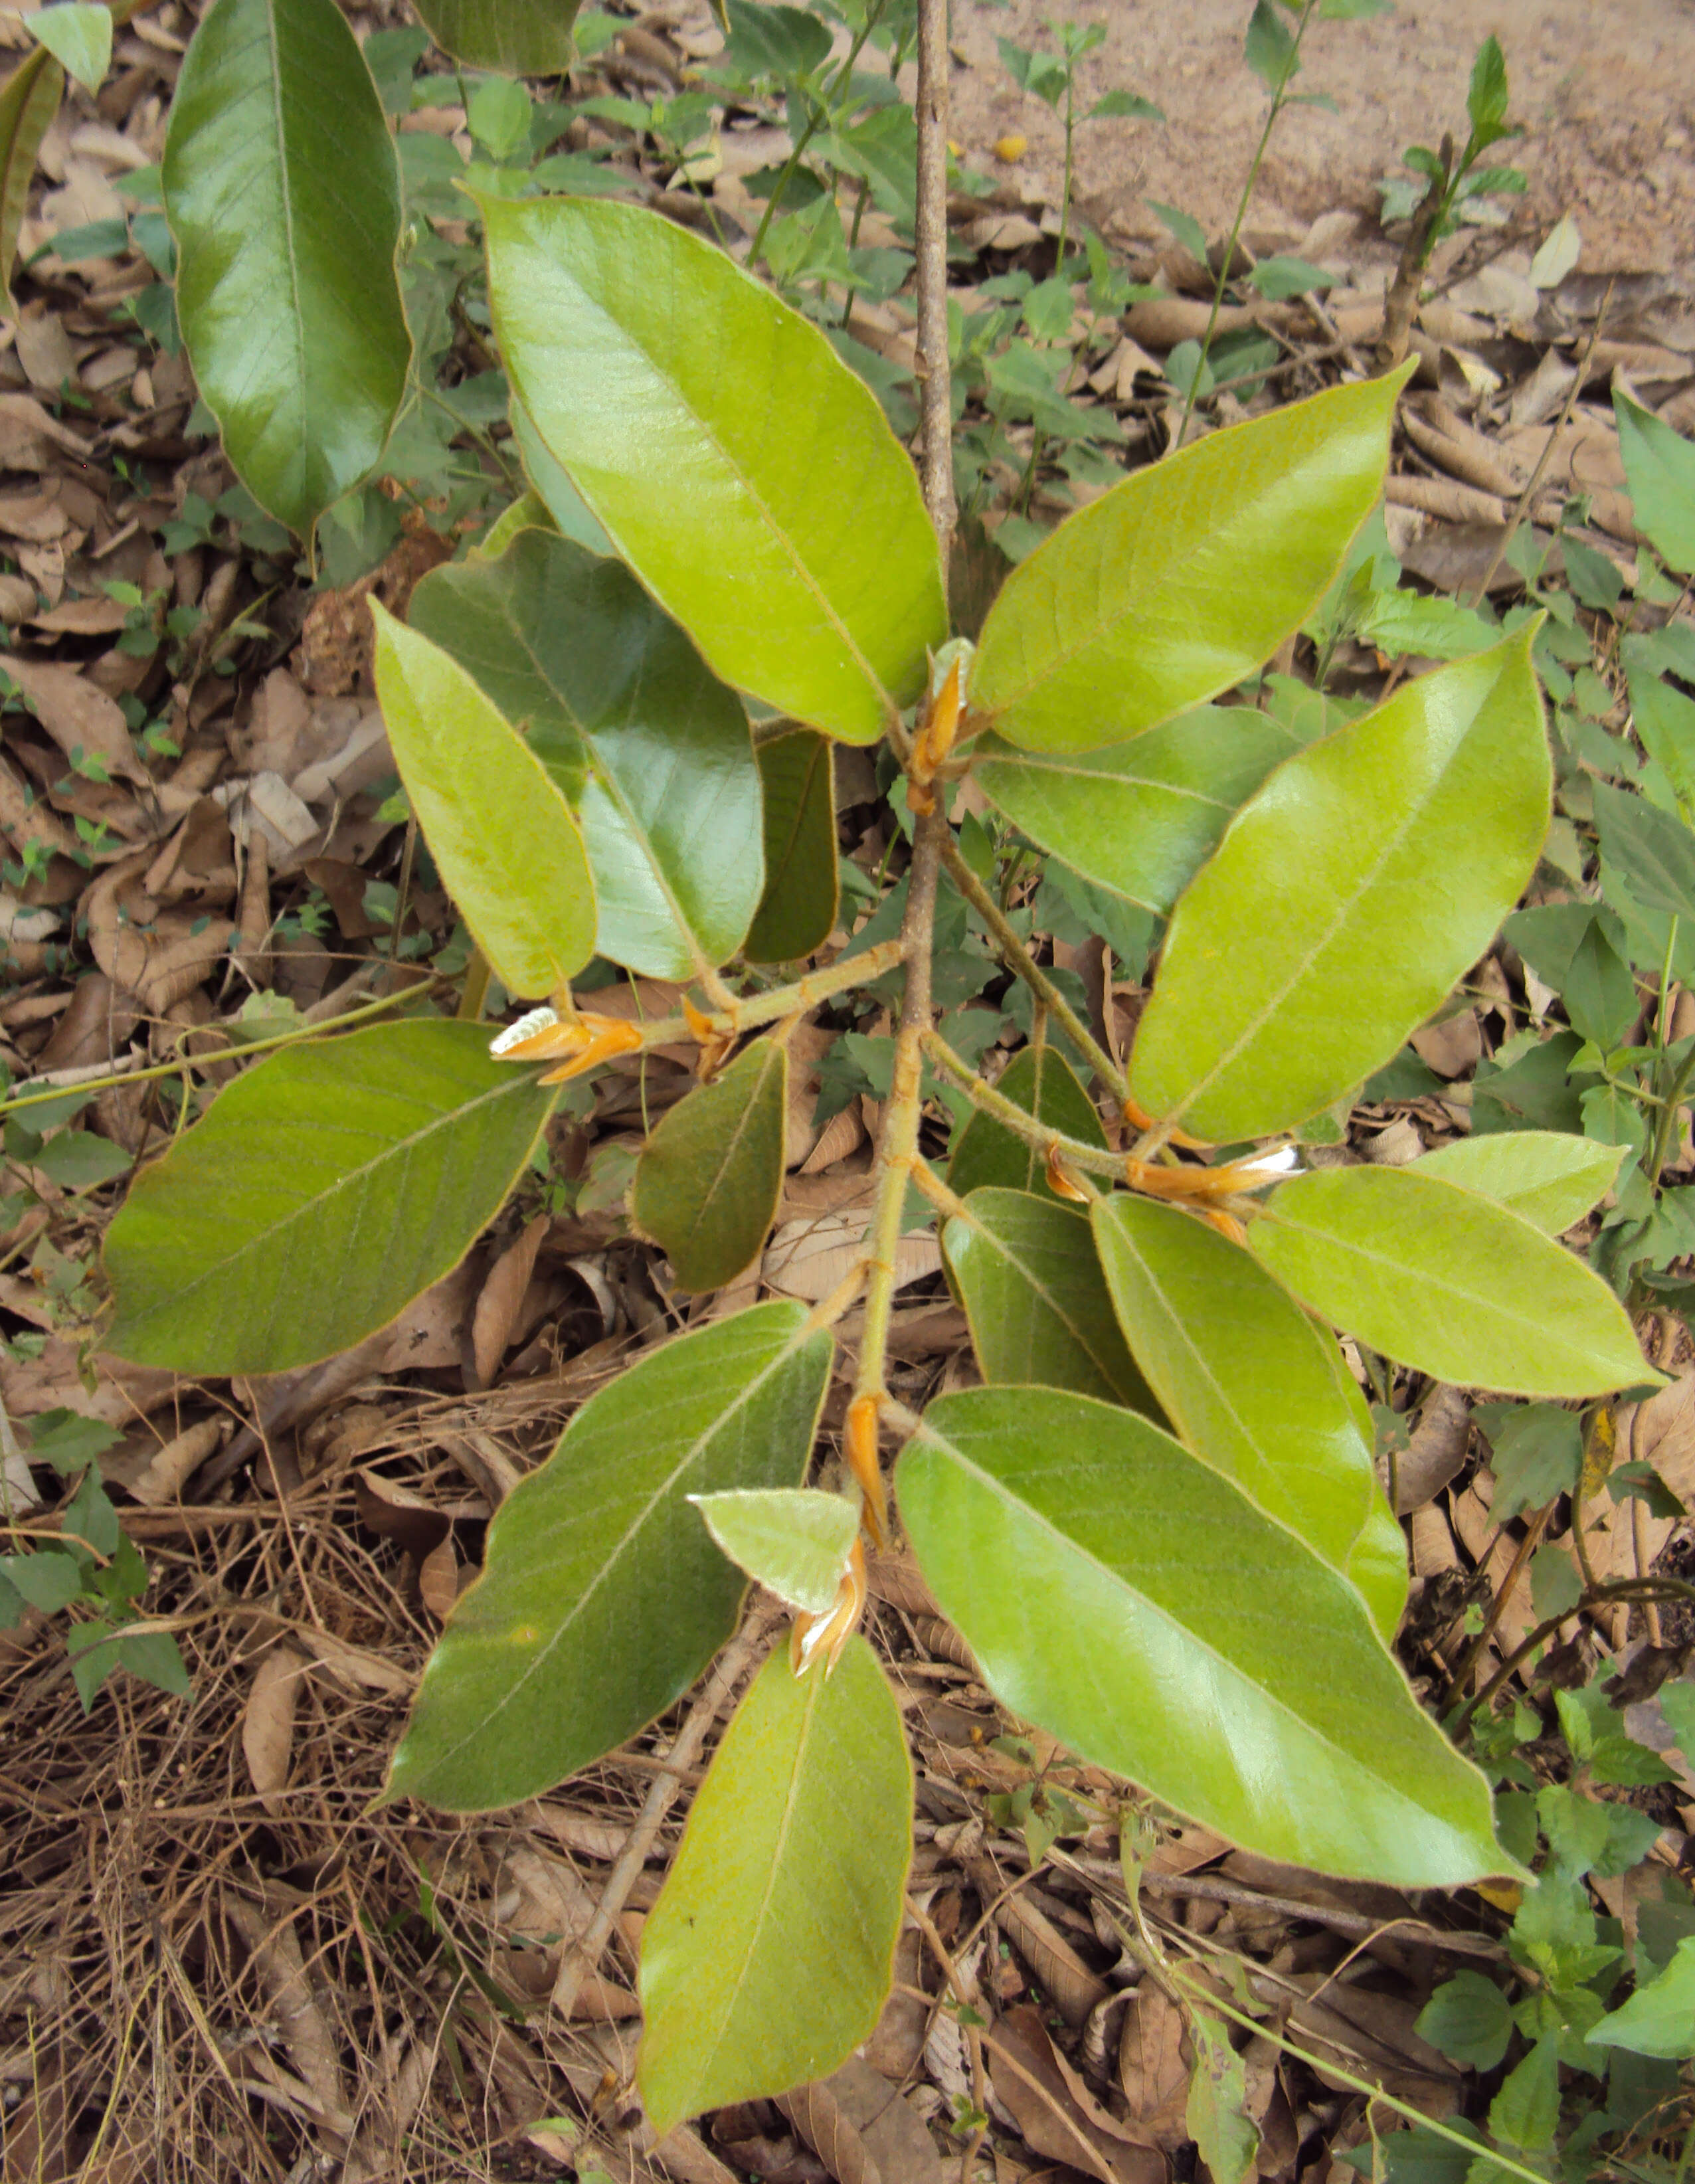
25;1408;120;1474
1416;1971;1513;2071
1613;393;1695;576
723;0;832;80
105;1022;555;1374
0;1548;82;1612
163;0;410;538
946;1046;1105;1202
31;1130;131;1190
389;1304;832;1810
409;0;579;73
944;1188;1160;1410
634;1038;787;1292
746;730;837;962
407;529;762;980
1474;1403;1582;1523
1489;2035;1559;2150
1243;0;1298;92
1595;778;1695;925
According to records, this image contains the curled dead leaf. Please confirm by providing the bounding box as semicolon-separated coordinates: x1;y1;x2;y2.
242;1645;308;1816
471;1214;549;1388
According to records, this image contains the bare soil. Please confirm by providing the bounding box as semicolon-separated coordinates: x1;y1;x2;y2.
948;0;1695;275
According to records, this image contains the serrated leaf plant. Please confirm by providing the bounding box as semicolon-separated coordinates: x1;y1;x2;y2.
82;0;1670;2139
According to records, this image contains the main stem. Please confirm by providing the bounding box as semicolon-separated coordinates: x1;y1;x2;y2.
851;0;955;1445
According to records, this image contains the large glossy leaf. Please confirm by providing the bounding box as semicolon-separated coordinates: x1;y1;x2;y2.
1091;1196;1403;1638
406;528;760;979
968;371;1407;753
0;48;62;294
1249;1168;1655;1398
638;1634;912;2132
1130;629;1549;1142
409;0;580;73
947;1046;1106;1202
389;1303;833;1810
162;0;409;539
747;729;838;962
634;1038;787;1291
484;193;946;745
371;604;595;997
1411;1132;1624;1234
105;1022;554;1374
944;1188;1160;1412
974;707;1295;912
897;1387;1509;1885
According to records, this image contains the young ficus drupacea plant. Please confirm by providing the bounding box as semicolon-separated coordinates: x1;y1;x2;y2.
96;0;1670;2137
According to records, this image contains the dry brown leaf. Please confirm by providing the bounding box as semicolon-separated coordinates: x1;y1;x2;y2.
1395;1385;1472;1513
1409;1009;1481;1079
242;1645;307;1816
472;1214;550;1387
764;1211;940;1301
777;2076;883;2184
223;1892;353;2139
130;1417;222;1505
418;1535;459;1622
1263;1969;1459;2114
815;2056;949;2184
292;1624;412;1697
986;2005;1164;2184
966;1858;1108;2027
1117;1983;1190;2147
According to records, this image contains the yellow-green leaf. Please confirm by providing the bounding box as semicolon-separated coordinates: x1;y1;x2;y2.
969;370;1409;752
390;1304;833;1810
689;1487;857;1613
1130;628;1550;1142
1092;1195;1403;1639
638;1634;912;2132
0;48;62;296
897;1386;1513;1886
633;1038;788;1292
485;193;946;745
1411;1131;1624;1234
370;602;595;999
1249;1167;1658;1398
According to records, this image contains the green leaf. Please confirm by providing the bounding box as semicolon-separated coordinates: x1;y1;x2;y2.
31;1129;132;1190
1243;0;1298;92
947;1046;1105;1202
944;1188;1162;1411
1092;1195;1404;1640
0;1548;82;1613
1627;657;1695;814
973;706;1294;915
1248;255;1335;300
485;195;945;746
1415;1972;1514;2071
637;1633;912;2132
1586;1938;1695;2059
746;729;838;962
1130;628;1550;1141
722;0;833;80
1187;2011;1259;2184
1148;199;1209;267
162;0;410;539
1488;2035;1559;2151
1593;778;1695;925
510;399;616;556
1089;88;1164;122
633;1038;787;1293
1467;33;1510;136
1410;1131;1624;1233
26;1408;120;1474
408;0;579;73
390;1303;833;1810
406;531;758;980
1249;1167;1656;1398
968;371;1407;753
1613;393;1695;575
1475;1402;1583;1522
896;1386;1512;1885
370;604;595;998
105;1021;555;1374
27;4;108;91
0;48;62;296
689;1487;857;1613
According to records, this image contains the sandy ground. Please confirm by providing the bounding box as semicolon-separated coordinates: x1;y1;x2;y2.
946;0;1695;275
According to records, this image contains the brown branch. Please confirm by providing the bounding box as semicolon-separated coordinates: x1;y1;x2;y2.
913;0;955;556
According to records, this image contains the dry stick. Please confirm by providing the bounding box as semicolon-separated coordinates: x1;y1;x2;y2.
905;1892;989;2184
912;0;955;561
938;832;1128;1101
1450;1575;1695;1734
1374;133;1453;373
551;1607;776;2019
1438;1497;1556;1710
1463;280;1615;612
